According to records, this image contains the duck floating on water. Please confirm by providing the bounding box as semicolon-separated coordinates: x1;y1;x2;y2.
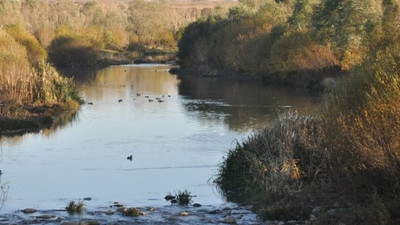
127;155;133;161
118;99;123;103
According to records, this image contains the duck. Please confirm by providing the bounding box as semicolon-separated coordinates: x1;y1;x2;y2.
87;102;93;105
127;155;133;161
145;96;149;98
118;99;123;103
136;93;141;96
148;99;154;102
158;99;164;103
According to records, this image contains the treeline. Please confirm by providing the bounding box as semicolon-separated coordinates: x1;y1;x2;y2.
178;0;397;87
214;0;400;224
0;0;215;66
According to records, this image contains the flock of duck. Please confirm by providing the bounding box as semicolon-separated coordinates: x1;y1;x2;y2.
117;93;171;103
87;93;171;105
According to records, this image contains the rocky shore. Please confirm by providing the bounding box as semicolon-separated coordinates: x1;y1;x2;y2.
0;203;262;225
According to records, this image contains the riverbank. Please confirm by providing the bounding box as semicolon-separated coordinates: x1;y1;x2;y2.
0;101;80;136
172;66;344;90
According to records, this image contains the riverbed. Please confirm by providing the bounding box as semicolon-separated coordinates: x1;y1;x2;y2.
0;64;320;221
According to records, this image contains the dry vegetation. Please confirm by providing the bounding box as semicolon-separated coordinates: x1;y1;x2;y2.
214;0;400;224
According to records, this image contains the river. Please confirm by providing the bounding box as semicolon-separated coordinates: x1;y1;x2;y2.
0;64;320;214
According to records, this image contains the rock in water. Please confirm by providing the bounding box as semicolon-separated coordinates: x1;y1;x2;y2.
222;216;237;224
123;207;140;217
180;211;189;216
21;208;37;214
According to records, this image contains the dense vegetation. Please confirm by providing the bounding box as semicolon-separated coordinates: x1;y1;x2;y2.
0;25;82;133
0;0;223;133
215;0;400;224
178;0;398;88
0;0;221;67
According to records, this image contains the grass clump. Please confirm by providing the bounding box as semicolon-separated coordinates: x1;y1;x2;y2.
215;110;326;200
65;200;85;215
165;190;193;206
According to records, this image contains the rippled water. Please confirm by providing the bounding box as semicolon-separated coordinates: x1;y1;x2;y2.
0;64;320;212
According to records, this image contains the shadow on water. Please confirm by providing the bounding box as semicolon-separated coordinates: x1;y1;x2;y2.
0;110;80;145
177;74;321;132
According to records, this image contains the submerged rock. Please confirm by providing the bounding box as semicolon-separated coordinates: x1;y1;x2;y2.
222;216;237;224
21;208;37;214
62;221;100;225
210;209;221;214
35;214;56;219
116;207;127;213
105;210;114;215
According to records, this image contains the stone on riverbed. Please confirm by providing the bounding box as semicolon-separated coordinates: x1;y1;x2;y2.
222;216;237;224
21;208;37;214
105;210;114;215
61;220;100;225
122;207;140;217
180;211;189;216
116;207;127;213
35;214;56;219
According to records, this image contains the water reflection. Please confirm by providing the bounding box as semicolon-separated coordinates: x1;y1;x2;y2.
0;64;321;212
177;74;320;132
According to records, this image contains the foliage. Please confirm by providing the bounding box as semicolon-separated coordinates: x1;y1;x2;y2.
48;30;98;67
0;28;82;107
215;111;326;198
321;40;400;195
4;24;47;66
65;200;85;215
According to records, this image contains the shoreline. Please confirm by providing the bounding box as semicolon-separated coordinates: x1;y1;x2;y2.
174;66;345;91
0;202;259;225
0;102;80;136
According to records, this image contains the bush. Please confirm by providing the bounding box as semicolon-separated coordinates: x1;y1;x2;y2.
215;111;326;199
48;33;98;67
321;40;400;195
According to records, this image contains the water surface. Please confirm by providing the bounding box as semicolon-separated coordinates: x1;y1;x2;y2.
0;64;320;212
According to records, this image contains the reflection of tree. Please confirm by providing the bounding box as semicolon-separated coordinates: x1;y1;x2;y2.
0;177;8;212
178;74;321;132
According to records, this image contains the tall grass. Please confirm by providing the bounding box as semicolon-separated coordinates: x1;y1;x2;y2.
321;41;400;195
215;110;326;198
0;28;82;118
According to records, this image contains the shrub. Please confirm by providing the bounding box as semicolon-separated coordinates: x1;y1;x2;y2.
215;111;326;199
48;33;98;67
321;40;400;195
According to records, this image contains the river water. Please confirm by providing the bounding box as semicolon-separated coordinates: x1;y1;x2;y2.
0;64;320;213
